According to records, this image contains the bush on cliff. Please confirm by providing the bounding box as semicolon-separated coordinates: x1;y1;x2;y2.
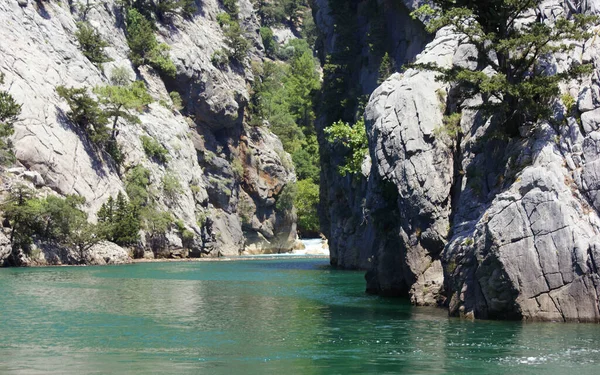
324;118;368;177
125;8;177;77
412;0;597;134
75;22;112;65
0;73;21;165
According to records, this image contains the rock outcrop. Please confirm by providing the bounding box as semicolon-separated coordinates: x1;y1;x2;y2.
320;0;600;321
363;28;459;304
0;0;297;261
314;0;431;271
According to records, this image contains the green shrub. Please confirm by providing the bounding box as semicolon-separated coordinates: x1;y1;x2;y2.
0;73;21;165
125;8;177;77
97;192;140;246
324;119;368;177
223;19;250;63
412;1;597;134
211;49;229;68
94;80;153;139
169;91;183;110
56;85;110;145
1;186;104;261
377;52;393;84
75;22;112;65
126;165;152;207
276;182;297;213
295;179;319;234
221;0;238;18
141;135;169;163
162;172;182;201
260;27;277;57
231;158;244;179
110;66;132;86
237;194;254;225
216;12;249;63
562;92;577;115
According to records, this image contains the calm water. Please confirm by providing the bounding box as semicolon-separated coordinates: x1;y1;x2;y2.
1;259;600;374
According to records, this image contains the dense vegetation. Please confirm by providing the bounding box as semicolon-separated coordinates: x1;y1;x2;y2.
1;185;104;265
249;37;321;234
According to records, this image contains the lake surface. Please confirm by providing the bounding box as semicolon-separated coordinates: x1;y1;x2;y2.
1;258;600;374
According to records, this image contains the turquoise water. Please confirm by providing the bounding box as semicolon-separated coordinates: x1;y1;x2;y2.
1;259;600;374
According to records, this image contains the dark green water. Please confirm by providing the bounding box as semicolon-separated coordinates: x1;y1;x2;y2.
1;259;599;374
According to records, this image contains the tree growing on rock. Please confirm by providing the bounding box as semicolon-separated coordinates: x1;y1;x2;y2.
0;73;21;166
93;80;152;140
324;118;368;177
75;22;112;65
412;0;598;134
56;85;110;145
125;8;177;77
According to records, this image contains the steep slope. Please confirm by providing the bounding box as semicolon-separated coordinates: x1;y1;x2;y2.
0;0;297;264
313;0;430;271
317;0;600;321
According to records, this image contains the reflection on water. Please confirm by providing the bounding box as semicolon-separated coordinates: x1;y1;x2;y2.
0;260;600;374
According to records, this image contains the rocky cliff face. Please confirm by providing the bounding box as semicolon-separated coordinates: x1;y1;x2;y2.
320;0;600;321
0;0;296;264
313;0;430;271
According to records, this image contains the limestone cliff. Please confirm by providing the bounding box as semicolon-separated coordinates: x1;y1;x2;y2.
318;0;600;321
0;0;297;265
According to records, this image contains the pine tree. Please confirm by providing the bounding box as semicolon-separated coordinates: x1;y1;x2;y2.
412;0;597;133
377;52;393;84
93;81;152;140
0;73;21;165
75;22;112;65
56;85;110;145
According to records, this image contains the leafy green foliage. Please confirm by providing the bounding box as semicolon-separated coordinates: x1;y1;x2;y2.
1;186;103;262
0;73;21;165
292;134;320;183
75;22;112;65
125;8;177;77
94;80;152;140
57;80;150;165
324;119;368;176
56;85;110;145
562;92;576;115
248;38;321;235
222;0;239;18
97;192;140;246
125;165;152;207
255;0;307;26
412;0;598;132
169;91;183;110
276;182;297;214
211;49;229;68
217;13;250;63
110;66;132;86
237;193;254;225
260;26;277;58
433;113;463;143
1;185;46;255
294;179;319;234
119;0;196;21
162;172;182;202
141;135;169;163
378;52;393;84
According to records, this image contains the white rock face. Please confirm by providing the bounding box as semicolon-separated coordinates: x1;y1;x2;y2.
0;0;296;259
363;28;459;304
350;0;600;320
